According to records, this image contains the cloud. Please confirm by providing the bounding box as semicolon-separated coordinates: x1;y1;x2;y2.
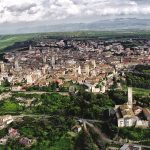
6;3;37;13
0;0;150;23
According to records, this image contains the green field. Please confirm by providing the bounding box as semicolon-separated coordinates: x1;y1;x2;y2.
123;86;150;96
132;87;150;96
1;30;150;51
0;34;41;50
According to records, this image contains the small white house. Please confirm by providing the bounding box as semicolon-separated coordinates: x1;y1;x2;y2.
0;136;8;145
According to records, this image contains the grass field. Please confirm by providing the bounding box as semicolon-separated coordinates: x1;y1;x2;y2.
1;30;150;51
123;86;150;96
0;34;40;50
132;87;150;96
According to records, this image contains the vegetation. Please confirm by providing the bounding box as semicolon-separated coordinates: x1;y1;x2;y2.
108;90;127;105
132;88;150;96
26;81;87;93
0;89;115;149
126;73;150;89
134;65;150;72
0;75;149;149
26;82;59;92
119;127;150;142
126;65;150;89
0;89;108;149
1;30;150;52
75;131;99;150
0;85;7;93
134;94;150;107
4;116;75;150
0;34;38;50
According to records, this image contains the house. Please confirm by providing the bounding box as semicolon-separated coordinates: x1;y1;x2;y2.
0;115;14;129
8;128;20;138
26;74;33;84
135;120;149;128
0;92;12;101
116;104;136;127
11;86;23;92
0;128;19;145
84;83;101;93
19;137;32;147
0;136;8;145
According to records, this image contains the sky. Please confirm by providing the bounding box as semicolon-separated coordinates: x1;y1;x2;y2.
0;0;150;34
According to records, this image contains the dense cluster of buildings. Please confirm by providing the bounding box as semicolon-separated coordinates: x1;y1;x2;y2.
0;38;150;92
0;38;150;149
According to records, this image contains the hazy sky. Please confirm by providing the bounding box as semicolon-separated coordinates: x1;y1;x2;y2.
0;0;150;34
0;0;150;24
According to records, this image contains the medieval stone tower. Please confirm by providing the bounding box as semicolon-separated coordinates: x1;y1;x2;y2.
127;87;133;109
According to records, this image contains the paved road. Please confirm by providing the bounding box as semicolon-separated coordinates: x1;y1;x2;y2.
13;91;69;96
77;118;107;123
12;114;53;120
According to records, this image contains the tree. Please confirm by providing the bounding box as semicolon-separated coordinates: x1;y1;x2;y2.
75;131;98;150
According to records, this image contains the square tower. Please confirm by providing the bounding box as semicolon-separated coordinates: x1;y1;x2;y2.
128;87;133;108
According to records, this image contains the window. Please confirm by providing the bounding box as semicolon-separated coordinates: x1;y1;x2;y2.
126;120;129;126
119;120;124;126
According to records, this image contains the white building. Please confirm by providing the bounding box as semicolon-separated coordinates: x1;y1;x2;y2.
115;87;150;128
78;65;82;75
0;115;14;130
116;104;136;127
11;86;23;92
0;61;5;73
26;75;33;84
115;87;136;127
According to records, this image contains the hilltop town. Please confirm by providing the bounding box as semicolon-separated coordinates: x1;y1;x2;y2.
0;37;150;149
1;0;150;149
0;38;150;91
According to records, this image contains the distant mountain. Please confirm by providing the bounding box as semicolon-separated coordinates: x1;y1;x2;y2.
0;18;150;34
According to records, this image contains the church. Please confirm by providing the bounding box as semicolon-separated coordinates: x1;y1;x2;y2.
115;87;150;128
